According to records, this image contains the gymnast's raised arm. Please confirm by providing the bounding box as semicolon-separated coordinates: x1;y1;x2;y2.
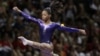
56;24;86;35
13;7;40;24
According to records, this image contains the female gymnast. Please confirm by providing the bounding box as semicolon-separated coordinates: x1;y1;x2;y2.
13;7;86;56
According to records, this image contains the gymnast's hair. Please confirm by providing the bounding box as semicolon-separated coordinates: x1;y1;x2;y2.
43;7;51;15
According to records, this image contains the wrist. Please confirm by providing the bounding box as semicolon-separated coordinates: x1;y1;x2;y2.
78;29;86;35
18;10;21;13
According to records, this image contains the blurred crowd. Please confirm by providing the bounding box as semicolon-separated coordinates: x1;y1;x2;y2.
0;0;100;56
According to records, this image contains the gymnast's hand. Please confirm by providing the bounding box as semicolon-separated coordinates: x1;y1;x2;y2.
79;29;86;35
13;6;22;12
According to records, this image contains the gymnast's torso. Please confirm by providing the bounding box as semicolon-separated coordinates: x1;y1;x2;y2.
37;20;58;43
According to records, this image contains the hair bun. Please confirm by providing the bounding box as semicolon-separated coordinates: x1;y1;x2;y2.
44;7;51;14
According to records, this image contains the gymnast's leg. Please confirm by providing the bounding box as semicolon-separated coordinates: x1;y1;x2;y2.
18;36;54;56
18;36;53;51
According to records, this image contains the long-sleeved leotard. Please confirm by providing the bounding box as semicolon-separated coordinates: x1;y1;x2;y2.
20;12;79;43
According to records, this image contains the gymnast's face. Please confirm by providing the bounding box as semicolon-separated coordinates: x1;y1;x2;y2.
42;10;51;21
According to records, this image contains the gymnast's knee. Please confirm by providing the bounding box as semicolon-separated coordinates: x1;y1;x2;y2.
40;43;53;51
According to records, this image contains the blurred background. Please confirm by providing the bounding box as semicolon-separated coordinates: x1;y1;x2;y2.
0;0;100;56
